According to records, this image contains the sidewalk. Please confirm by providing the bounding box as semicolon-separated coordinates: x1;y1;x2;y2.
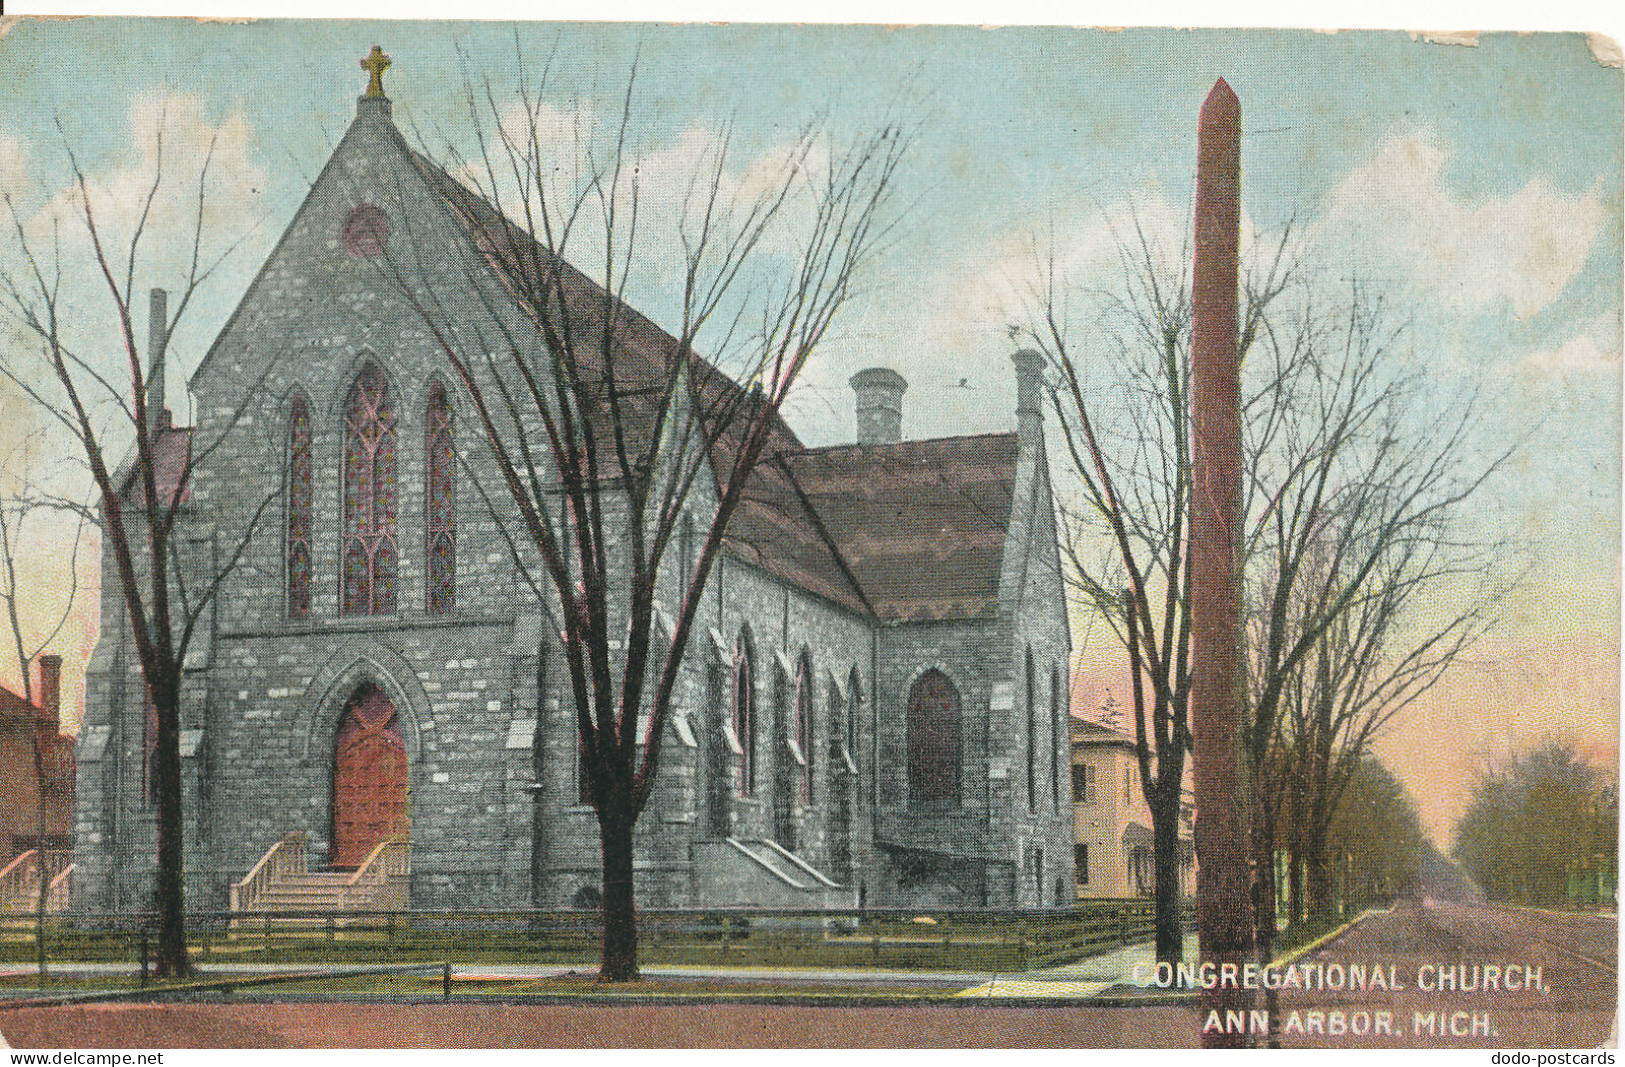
0;959;996;992
955;935;1200;998
0;938;1199;1001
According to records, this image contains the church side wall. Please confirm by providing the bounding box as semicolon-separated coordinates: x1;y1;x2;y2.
1000;438;1075;909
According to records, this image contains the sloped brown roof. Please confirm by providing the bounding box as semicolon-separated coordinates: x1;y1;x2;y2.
405;140;1020;623
116;426;193;508
0;684;37;721
783;434;1019;622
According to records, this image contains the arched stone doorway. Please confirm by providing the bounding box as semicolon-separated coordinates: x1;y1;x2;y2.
332;682;410;868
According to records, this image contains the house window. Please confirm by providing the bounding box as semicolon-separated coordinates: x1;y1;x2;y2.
731;636;756;796
342;362;397;615
425;381;455;615
907;669;961;810
1025;648;1037;811
285;391;312;619
1072;763;1095;804
1075;843;1090;885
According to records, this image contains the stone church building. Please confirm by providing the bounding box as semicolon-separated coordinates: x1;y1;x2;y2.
72;59;1073;913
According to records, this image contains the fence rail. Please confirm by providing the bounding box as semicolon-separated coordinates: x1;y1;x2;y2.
0;901;1195;974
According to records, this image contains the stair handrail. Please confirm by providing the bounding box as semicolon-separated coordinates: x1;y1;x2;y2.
755;838;842;888
230;832;307;914
0;850;40;912
340;834;410;910
45;863;73;913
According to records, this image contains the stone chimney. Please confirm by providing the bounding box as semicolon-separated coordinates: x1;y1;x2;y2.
1011;348;1046;439
147;288;169;434
37;654;61;732
849;367;907;446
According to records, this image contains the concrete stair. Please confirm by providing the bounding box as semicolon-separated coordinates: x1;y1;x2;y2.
0;851;72;914
690;838;857;909
251;870;355;912
231;833;409;925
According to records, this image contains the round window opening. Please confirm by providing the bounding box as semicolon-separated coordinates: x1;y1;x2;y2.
343;204;390;258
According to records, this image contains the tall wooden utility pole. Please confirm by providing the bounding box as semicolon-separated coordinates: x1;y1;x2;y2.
1189;76;1255;1047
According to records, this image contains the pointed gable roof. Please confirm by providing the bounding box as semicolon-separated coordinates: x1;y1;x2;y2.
196;85;1025;625
401;110;1025;623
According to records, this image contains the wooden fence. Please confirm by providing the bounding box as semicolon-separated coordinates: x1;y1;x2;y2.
0;900;1195;974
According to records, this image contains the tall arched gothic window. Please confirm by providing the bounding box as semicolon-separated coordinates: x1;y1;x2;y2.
1026;647;1037;811
286;391;312;619
342;362;397;615
1051;665;1063;812
795;657;814;801
907;669;961;810
731;635;756;796
425;382;455;615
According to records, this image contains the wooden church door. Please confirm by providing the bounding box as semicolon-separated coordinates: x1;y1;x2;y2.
332;683;410;868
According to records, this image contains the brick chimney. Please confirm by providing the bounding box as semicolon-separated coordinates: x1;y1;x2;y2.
849;367;907;446
37;654;61;732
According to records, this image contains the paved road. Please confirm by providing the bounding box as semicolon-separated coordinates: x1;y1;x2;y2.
1262;898;1616;1048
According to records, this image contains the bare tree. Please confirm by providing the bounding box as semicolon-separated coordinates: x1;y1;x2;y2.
1015;219;1288;968
0;126;275;978
375;64;907;980
1017;219;1506;975
1238;280;1510;958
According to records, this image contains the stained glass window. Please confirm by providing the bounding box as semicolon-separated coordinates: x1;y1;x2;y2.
342;362;397;615
425;382;455;615
286;391;312;619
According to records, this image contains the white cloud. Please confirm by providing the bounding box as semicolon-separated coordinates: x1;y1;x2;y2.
787;187;1299;444
1320;129;1606;320
54;92;269;276
442;99;845;393
1517;312;1622;376
0;91;271;432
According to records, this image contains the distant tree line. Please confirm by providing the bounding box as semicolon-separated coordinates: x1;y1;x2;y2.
1453;739;1617;907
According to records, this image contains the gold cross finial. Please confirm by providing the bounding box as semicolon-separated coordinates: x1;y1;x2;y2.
360;45;391;98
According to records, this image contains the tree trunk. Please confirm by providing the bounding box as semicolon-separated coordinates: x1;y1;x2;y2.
1305;823;1334;924
151;674;190;979
1151;799;1185;969
1287;840;1304;929
1250;793;1284;1047
1252;797;1277;963
598;805;639;982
